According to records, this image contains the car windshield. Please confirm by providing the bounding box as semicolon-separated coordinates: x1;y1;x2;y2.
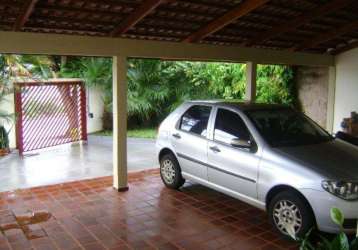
245;108;333;147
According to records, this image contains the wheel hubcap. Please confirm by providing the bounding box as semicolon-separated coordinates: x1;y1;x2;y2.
273;200;302;236
161;159;176;184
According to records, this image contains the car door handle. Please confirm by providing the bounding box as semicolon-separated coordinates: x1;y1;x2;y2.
172;133;181;139
209;146;221;153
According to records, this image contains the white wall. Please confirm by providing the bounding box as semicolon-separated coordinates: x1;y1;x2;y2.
87;86;105;134
334;48;358;132
296;66;329;128
3;85;104;149
3;93;16;148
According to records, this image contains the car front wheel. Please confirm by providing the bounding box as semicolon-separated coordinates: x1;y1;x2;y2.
268;190;315;239
160;153;185;189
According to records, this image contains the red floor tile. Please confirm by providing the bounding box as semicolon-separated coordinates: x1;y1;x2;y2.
0;169;297;249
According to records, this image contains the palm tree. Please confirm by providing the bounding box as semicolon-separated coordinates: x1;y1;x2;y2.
20;55;56;79
0;54;57;151
127;59;170;124
61;57;113;129
0;87;12;151
0;54;24;151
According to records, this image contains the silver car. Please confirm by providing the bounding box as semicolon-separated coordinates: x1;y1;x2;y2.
156;100;358;237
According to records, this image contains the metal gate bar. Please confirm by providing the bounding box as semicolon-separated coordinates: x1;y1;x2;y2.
15;81;87;155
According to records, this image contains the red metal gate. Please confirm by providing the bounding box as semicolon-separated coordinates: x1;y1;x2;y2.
15;81;87;155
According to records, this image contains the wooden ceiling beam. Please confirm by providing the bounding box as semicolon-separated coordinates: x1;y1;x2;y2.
0;30;335;66
110;0;164;37
13;0;38;31
245;0;354;46
292;20;358;51
182;0;269;43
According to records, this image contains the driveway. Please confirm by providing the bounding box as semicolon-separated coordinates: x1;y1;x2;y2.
0;135;158;192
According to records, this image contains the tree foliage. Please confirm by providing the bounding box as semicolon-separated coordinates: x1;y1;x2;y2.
0;54;296;128
127;59;170;120
123;60;295;127
256;65;295;105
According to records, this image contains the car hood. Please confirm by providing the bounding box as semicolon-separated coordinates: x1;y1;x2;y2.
272;139;358;180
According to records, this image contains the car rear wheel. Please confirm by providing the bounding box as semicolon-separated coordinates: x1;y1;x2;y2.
268;190;315;239
160;153;185;189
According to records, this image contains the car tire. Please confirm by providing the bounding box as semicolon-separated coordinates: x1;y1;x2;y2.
160;153;185;189
268;190;315;239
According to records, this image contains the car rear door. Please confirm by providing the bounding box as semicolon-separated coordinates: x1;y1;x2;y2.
170;104;212;181
207;107;260;199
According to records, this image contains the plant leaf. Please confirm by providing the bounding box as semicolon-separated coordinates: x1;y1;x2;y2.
331;208;344;227
318;234;332;250
285;224;297;241
351;238;358;250
300;237;316;250
331;232;349;250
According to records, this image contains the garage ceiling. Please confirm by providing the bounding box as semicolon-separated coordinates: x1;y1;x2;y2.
1;0;357;55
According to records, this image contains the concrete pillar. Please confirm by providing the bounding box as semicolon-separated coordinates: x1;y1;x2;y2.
245;62;257;102
112;56;128;191
326;66;336;133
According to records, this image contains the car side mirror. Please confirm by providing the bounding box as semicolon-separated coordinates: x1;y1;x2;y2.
230;138;252;149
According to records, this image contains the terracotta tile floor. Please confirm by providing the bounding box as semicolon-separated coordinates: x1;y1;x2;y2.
0;169;298;250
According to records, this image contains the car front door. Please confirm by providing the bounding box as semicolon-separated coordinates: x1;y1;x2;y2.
207;108;260;199
171;105;212;181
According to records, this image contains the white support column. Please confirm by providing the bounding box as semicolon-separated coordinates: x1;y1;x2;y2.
112;56;128;191
245;62;257;102
326;66;336;133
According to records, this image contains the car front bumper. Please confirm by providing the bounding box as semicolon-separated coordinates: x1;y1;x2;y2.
300;188;358;234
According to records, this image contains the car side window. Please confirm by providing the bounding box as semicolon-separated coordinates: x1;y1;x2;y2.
179;105;212;137
214;109;250;145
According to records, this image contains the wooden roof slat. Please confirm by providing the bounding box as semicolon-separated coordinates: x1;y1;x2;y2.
292;20;358;51
79;0;136;8
182;0;269;43
168;0;228;12
110;0;164;37
332;40;358;55
13;0;38;31
30;15;116;29
35;2;136;17
25;24;107;35
0;0;22;8
245;0;354;46
25;28;106;36
0;0;356;54
36;6;117;16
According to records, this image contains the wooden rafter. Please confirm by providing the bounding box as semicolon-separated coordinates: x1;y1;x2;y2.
110;0;164;37
292;20;358;51
183;0;269;43
13;0;38;31
245;0;354;46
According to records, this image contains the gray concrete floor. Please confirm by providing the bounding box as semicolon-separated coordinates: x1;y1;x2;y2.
0;135;158;192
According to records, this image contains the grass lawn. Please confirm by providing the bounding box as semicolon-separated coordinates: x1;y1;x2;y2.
94;128;157;139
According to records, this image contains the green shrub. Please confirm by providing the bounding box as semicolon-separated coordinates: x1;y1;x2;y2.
288;208;358;250
0;126;9;149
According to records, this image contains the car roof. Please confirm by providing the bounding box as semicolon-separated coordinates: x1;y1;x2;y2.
186;100;289;111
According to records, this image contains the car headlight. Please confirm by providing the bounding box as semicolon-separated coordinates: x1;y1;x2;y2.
322;180;358;200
